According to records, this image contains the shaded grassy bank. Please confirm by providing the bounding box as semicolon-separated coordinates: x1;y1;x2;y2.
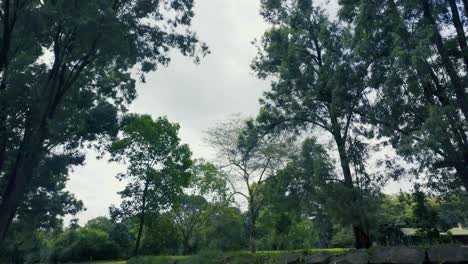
64;249;348;264
128;249;348;264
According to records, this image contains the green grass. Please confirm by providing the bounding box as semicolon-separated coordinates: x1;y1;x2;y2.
124;248;348;264
69;261;127;264
235;248;349;256
96;260;127;264
69;249;349;264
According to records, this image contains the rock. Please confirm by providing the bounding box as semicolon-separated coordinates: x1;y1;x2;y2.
330;249;368;264
427;244;468;264
276;253;302;264
369;247;426;264
305;252;332;264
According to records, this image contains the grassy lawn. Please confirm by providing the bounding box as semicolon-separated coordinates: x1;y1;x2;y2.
125;249;348;264
68;261;127;264
69;249;349;264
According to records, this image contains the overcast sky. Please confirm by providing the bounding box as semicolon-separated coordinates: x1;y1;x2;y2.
66;0;409;225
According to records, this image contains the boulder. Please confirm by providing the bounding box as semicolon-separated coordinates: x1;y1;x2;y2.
369;247;426;264
330;249;368;264
427;244;468;264
276;253;302;264
305;252;332;264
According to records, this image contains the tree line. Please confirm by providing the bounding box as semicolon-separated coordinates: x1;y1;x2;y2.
1;115;466;262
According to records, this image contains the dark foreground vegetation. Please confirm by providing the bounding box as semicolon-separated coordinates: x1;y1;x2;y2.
0;0;467;263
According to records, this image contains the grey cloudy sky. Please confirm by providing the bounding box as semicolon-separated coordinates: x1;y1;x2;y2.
66;0;408;225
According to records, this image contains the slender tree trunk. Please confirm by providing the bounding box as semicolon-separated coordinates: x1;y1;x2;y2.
0;0;14;175
352;225;371;249
334;130;371;249
134;181;149;256
464;147;468;191
183;234;191;255
248;196;256;253
0;113;7;174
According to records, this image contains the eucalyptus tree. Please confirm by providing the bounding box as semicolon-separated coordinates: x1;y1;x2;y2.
252;0;376;248
338;0;468;191
206;116;292;252
109;115;192;256
0;0;207;241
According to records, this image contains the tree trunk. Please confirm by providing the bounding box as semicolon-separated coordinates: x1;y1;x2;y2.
0;63;65;241
353;225;371;249
334;130;371;249
0;115;46;241
465;148;468;191
0;112;7;174
248;196;256;253
134;181;149;256
183;236;191;255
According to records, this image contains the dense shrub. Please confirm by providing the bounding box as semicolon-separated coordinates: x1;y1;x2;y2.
139;214;181;255
109;222;134;257
49;227;120;263
0;224;49;264
199;206;246;251
330;226;354;248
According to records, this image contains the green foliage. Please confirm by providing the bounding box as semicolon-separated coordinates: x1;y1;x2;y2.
253;0;382;248
139;213;181;256
330;226;355;249
109;115;193;255
0;226;49;264
110;115;193;217
49;227;120;263
0;0;207;242
108;222;134;258
189;160;229;203
199;204;246;251
338;0;468;191
412;186;441;242
206;116;293;252
437;192;468;229
173;195;207;254
86;217;114;234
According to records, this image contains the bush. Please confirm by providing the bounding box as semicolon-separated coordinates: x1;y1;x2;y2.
49;227;120;263
330;226;354;248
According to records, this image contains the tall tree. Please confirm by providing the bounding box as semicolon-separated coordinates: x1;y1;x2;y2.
0;0;207;241
173;194;207;254
109;115;192;256
253;0;376;248
338;0;468;192
263;138;337;249
173;160;229;254
206;116;291;253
